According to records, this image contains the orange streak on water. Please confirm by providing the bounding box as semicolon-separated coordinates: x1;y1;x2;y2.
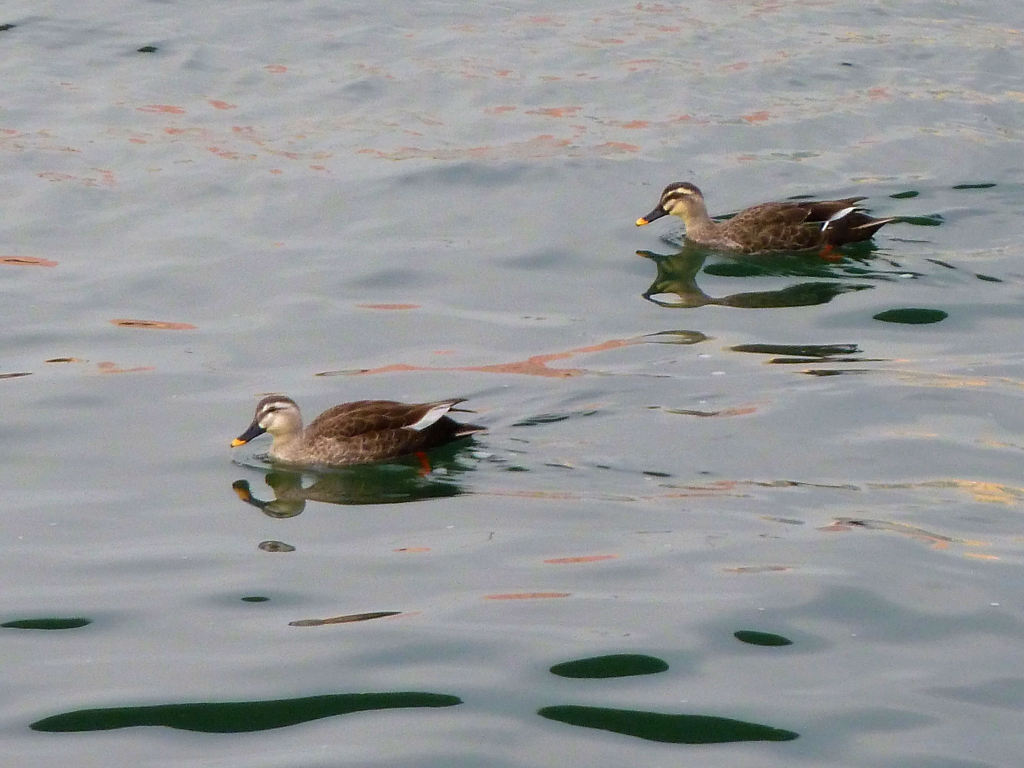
1;256;57;267
597;141;641;152
352;335;641;379
544;555;618;564
97;361;155;374
137;104;186;114
110;319;197;330
525;106;581;117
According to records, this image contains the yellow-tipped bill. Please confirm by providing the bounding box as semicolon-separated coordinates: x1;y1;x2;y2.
637;206;668;226
233;419;267;447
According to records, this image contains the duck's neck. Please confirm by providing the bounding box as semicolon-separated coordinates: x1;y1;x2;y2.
268;426;303;461
678;201;717;238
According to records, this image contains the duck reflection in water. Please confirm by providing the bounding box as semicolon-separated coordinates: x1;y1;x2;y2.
637;244;880;309
232;448;476;516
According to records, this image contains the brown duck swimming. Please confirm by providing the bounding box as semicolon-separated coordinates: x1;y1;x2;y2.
636;182;898;254
231;395;485;468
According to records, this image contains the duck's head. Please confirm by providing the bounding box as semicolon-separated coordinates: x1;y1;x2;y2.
636;182;704;226
231;395;302;446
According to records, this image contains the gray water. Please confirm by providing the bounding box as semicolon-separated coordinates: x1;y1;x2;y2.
4;1;1024;766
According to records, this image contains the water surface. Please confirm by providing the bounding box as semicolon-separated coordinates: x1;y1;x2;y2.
3;2;1024;766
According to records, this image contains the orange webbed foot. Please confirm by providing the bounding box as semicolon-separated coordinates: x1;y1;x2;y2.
819;244;841;262
415;451;432;476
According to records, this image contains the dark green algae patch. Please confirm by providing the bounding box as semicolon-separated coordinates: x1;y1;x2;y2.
31;691;461;733
2;618;91;630
873;307;948;324
549;653;668;679
538;705;798;744
734;630;793;647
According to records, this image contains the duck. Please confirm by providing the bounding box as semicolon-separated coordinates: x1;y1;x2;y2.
231;395;485;468
636;182;898;254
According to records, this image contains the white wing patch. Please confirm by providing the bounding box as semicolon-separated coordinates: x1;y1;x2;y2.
821;206;857;232
405;402;453;431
